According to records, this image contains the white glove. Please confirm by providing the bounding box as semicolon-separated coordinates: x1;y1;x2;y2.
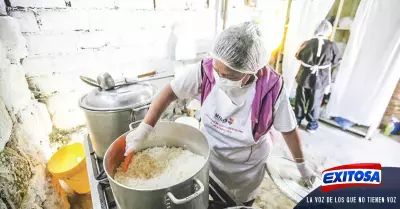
324;85;331;95
124;122;153;156
296;162;316;188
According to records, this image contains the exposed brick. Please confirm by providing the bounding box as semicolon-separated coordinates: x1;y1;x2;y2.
9;11;40;33
118;29;170;47
139;10;181;29
89;10;178;31
28;72;93;94
22;56;54;77
27;68;125;95
38;10;90;31
116;0;154;10
68;0;114;8
77;31;120;49
88;10;120;31
119;58;174;77
102;46;169;70
9;0;66;8
25;33;79;55
52;52;110;73
23;52;112;77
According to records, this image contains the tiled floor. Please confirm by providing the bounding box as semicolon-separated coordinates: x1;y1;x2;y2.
254;122;400;209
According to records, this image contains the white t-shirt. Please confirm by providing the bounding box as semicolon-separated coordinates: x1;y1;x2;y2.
170;63;297;133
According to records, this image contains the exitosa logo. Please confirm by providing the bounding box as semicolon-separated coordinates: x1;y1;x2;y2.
321;163;382;192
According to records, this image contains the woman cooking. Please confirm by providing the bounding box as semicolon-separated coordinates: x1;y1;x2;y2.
125;22;316;206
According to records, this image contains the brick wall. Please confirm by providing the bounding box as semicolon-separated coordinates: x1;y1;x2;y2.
8;0;215;129
381;81;400;127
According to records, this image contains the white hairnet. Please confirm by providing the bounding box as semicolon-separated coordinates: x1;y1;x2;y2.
315;20;333;38
210;22;267;74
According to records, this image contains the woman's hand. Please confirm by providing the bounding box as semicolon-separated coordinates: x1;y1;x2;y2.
281;128;316;187
125;84;178;155
296;162;316;188
124;122;153;156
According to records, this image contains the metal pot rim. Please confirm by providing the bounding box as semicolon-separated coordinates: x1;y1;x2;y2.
104;122;210;192
78;96;153;112
78;83;158;112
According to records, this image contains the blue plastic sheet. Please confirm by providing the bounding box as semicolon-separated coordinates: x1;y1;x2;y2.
334;117;355;131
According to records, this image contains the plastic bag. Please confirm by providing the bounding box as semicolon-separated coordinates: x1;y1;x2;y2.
334;117;355;131
384;116;400;135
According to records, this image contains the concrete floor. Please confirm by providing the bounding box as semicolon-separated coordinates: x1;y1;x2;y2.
254;122;400;209
71;122;400;209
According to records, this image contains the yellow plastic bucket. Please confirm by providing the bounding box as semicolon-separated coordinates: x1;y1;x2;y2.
47;143;90;194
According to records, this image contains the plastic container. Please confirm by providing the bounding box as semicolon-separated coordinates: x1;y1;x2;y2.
47;143;90;194
384;117;400;136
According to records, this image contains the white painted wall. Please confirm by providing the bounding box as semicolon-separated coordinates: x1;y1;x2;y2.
8;0;215;129
0;14;62;208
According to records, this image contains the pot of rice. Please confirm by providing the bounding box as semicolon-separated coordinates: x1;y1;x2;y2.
104;121;210;209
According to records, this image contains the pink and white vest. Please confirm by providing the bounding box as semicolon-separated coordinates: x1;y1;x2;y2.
200;58;283;141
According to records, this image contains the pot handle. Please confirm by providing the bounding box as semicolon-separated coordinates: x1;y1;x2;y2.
166;178;205;205
129;120;143;130
131;104;151;122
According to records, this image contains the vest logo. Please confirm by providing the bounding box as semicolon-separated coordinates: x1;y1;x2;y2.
214;113;235;125
321;163;381;192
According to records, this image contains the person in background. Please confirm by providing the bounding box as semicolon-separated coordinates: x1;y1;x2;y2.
125;22;316;206
294;20;340;133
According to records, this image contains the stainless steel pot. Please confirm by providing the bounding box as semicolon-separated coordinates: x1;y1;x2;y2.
79;82;158;158
104;121;210;209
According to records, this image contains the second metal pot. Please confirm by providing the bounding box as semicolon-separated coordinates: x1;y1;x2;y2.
79;82;158;158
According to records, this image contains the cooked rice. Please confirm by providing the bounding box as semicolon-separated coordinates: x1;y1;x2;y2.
114;146;206;189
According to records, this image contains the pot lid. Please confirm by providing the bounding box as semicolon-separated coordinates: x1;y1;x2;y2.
79;83;158;111
265;156;323;204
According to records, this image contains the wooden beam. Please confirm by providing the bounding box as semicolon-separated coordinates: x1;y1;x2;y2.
214;0;221;37
275;0;292;71
222;0;229;30
331;0;345;41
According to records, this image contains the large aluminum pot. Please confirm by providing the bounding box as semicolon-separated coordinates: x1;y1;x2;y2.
104;121;210;209
79;82;158;158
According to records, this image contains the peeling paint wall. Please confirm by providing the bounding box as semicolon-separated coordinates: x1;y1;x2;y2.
0;14;62;208
7;0;215;130
0;1;216;207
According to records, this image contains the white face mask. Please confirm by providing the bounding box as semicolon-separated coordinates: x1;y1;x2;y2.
213;71;258;104
213;71;250;92
213;71;256;92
